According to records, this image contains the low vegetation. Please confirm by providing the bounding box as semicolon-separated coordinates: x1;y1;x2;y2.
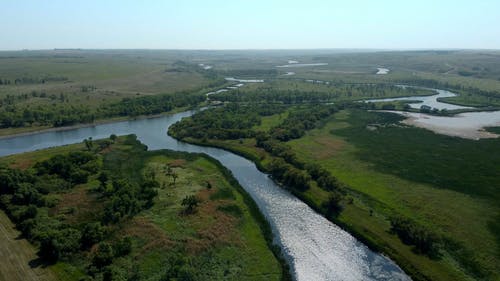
0;134;284;281
288;110;500;280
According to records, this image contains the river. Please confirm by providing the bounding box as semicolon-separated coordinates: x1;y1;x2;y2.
0;110;410;281
364;87;500;139
364;88;471;110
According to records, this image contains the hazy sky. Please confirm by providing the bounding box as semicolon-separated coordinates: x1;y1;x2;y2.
2;0;500;50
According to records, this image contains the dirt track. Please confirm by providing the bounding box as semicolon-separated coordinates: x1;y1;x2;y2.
0;211;57;281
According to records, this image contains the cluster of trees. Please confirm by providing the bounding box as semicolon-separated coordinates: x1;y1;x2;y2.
255;105;346;214
181;195;200;213
0;151;100;260
254;105;336;165
268;158;311;191
216;84;428;104
90;238;132;271
0;104;96;128
34;151;98;184
101;178;158;223
0;136;160;272
390;215;441;258
0;92;67;108
0;76;68;85
101;92;203;118
0;91;204;129
256;135;299;165
270;105;336;141
170;103;286;140
305;163;341;191
0;78;12;85
80;85;97;92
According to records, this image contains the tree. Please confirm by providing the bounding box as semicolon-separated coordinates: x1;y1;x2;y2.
181;195;199;214
98;172;109;190
144;167;156;180
84;137;93;151
113;237;132;257
92;242;114;268
323;192;343;217
81;222;105;249
109;134;117;142
171;172;178;186
164;164;172;177
39;228;82;261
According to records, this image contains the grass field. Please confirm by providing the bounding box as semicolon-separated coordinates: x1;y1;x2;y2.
287;110;500;280
0;50;214;96
136;155;282;280
0;50;221;136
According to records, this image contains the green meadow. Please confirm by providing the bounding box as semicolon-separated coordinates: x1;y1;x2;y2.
288;110;500;280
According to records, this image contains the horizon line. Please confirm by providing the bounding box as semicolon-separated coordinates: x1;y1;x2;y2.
1;47;500;52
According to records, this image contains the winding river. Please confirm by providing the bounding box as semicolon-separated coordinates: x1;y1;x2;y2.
364;88;472;110
0;111;410;281
364;87;500;139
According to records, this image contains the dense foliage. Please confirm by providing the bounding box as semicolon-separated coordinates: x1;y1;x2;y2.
170;103;286;140
269;105;337;141
0;135;158;276
0;151;99;260
390;216;441;258
0;92;204;128
216;84;430;104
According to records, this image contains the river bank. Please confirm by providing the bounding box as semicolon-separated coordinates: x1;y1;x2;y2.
0;109;411;281
375;110;500;139
0;107;193;140
167;136;431;281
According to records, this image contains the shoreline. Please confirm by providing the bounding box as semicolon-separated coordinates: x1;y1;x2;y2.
378;110;500;139
0;109;192;140
168;134;421;281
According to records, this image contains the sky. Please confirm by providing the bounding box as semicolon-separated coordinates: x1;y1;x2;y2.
1;0;500;50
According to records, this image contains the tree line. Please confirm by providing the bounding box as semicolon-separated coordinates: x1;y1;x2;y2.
0;91;204;129
0;76;68;85
390;215;442;258
216;84;429;104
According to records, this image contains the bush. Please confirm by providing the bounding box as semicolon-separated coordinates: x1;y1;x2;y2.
81;222;105;249
39;227;82;261
113;237;132;257
181;195;199;214
322;192;343;217
92;242;114;268
390;216;441;258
